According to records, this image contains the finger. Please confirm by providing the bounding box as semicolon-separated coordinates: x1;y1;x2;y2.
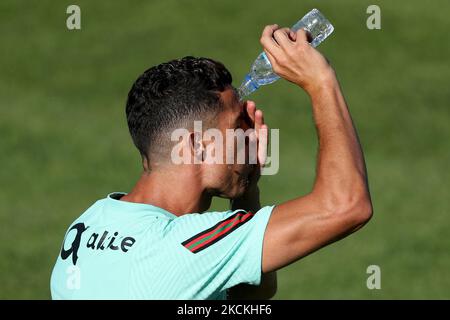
258;124;268;167
263;49;278;68
261;24;279;44
289;30;297;41
295;28;313;44
260;24;282;56
246;100;256;122
257;109;264;125
248;129;258;165
273;28;294;49
255;109;264;132
263;49;283;76
255;109;264;142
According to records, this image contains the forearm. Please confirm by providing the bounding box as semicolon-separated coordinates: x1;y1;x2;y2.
253;25;373;274
308;76;370;208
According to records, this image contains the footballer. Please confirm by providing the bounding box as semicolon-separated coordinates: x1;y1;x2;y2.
51;26;373;299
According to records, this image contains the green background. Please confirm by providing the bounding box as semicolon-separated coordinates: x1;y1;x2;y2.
1;0;449;299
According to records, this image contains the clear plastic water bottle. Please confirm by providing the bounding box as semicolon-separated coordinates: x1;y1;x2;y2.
238;8;334;98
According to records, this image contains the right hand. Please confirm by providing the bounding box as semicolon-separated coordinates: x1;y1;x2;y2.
260;24;336;95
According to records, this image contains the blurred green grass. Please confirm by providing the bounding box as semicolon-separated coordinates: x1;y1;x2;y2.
1;0;449;299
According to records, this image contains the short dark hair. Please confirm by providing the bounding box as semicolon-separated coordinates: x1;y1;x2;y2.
126;56;232;163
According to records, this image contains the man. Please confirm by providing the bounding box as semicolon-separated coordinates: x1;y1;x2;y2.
51;25;372;299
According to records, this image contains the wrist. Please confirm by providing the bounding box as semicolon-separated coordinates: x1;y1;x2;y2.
303;70;339;97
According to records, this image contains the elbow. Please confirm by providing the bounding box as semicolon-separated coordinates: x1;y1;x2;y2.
318;183;373;228
345;195;373;227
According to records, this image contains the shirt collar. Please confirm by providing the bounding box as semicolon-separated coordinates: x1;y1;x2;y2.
106;192;178;219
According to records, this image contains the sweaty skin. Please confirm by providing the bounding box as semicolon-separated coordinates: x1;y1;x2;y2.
123;25;372;300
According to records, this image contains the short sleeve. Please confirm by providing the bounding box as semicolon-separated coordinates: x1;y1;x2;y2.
163;205;275;296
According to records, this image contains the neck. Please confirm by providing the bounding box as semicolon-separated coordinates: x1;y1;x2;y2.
120;168;212;216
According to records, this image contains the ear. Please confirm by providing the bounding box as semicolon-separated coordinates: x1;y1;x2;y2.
141;155;150;172
189;131;204;163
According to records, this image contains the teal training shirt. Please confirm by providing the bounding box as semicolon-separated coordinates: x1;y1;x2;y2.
50;192;274;299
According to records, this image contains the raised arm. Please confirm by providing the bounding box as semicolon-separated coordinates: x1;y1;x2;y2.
260;25;373;273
